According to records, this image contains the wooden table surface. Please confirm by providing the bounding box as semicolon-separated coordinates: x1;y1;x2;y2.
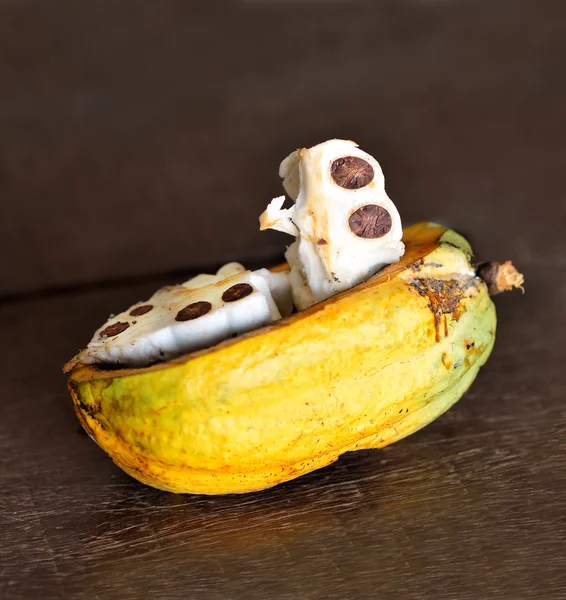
1;1;565;599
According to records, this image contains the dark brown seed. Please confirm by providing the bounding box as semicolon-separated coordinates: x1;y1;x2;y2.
317;238;328;245
222;283;254;302
330;156;374;189
349;205;392;238
100;322;130;338
130;304;153;316
175;301;212;322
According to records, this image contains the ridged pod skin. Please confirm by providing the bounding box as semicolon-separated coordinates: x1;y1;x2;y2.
68;222;496;494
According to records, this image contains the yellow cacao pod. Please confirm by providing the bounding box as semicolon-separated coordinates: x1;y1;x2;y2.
67;222;497;494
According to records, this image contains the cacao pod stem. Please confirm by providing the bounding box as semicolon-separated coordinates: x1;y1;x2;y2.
477;261;524;296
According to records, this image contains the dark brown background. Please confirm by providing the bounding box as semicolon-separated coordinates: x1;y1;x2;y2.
1;1;565;599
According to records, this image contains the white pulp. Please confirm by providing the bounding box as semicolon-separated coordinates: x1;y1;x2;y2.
81;265;292;367
260;139;405;309
78;139;406;368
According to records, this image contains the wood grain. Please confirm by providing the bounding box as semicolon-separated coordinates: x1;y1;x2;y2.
1;0;565;598
1;261;565;599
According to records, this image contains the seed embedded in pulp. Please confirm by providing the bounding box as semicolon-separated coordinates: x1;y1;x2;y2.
176;301;212;321
349;205;392;238
222;283;254;302
330;156;374;189
130;304;154;316
100;322;130;338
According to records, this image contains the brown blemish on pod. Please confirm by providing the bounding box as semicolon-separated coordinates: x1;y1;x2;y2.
222;283;254;302
68;379;99;437
176;301;212;321
441;352;452;370
409;278;476;343
330;156;374;189
100;322;130;338
349;205;392;239
409;259;424;272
